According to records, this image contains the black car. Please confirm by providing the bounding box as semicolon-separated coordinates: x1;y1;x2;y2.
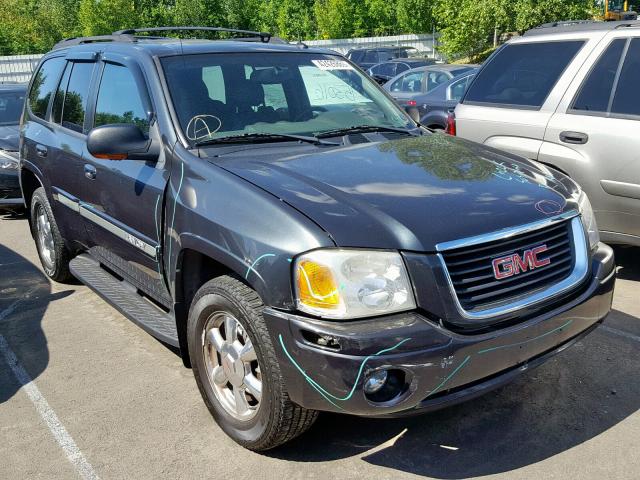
0;83;26;212
404;68;478;129
366;58;436;85
345;46;420;70
20;27;614;451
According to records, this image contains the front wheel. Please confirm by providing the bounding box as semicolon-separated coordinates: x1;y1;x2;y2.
30;187;72;282
187;275;318;451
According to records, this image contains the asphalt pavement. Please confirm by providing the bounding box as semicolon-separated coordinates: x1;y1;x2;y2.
1;213;639;480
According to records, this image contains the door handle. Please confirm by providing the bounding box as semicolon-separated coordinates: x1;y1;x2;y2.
35;144;48;157
84;164;97;180
559;131;588;145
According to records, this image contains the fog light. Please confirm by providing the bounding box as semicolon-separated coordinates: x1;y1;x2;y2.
364;369;388;394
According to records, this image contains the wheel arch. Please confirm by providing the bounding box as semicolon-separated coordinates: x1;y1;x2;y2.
19;166;44;219
173;238;277;367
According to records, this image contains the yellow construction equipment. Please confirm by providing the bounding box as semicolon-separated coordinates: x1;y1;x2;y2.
602;1;638;21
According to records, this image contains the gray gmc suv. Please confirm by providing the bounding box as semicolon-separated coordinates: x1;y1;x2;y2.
455;20;640;247
20;26;615;451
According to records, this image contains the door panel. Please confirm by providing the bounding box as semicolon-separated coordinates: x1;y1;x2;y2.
80;60;171;304
541;36;640;241
46;59;97;245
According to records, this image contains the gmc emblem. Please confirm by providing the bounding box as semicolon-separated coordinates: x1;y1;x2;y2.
492;245;551;280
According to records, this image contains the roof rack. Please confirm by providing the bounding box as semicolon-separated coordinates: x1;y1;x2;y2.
524;19;640;36
53;26;275;50
114;26;272;42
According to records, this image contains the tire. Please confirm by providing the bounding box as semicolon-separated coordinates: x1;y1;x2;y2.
30;187;72;282
188;275;318;451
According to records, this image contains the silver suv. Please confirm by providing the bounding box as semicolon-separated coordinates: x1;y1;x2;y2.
455;20;640;247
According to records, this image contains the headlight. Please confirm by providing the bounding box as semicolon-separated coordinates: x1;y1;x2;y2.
294;249;416;319
0;150;18;170
578;191;599;250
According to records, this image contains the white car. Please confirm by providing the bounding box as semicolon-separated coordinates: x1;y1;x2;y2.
454;20;640;247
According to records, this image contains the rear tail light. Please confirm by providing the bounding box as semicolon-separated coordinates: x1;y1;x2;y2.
445;112;456;136
407;100;417;107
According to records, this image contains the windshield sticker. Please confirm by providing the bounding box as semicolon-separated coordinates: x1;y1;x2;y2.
311;59;354;71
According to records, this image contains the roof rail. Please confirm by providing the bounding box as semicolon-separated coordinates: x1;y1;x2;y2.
524;19;640;36
113;27;272;43
52;26;275;50
53;33;136;50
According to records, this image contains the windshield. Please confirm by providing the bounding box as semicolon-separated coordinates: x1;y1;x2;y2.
161;52;412;144
0;89;25;126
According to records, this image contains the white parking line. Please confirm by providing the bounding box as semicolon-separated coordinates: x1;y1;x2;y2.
600;325;640;344
0;297;99;480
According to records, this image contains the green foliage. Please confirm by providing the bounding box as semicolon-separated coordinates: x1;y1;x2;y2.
0;0;600;56
435;0;594;60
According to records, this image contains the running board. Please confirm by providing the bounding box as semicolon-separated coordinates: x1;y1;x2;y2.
69;254;179;347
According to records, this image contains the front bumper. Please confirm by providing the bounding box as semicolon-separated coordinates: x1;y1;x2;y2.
264;243;615;416
0;170;23;211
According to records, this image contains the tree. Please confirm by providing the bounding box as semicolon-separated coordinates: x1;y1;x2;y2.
78;0;137;36
396;0;435;34
276;0;316;40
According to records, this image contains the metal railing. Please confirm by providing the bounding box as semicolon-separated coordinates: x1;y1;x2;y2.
302;33;443;61
0;54;42;84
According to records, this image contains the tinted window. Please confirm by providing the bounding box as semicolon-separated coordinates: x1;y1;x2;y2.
449;75;474;101
465;41;584;108
162;53;408;142
95;64;148;131
611;38;640;116
0;89;26;125
391;71;423;93
60;62;94;133
28;57;65;119
395;63;410;74
426;71;450;91
572;39;625;113
52;62;72;124
376;63;395;76
363;51;379;63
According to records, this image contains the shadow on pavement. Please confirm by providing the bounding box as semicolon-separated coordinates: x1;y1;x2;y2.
613;245;640;281
0;241;73;404
270;247;640;478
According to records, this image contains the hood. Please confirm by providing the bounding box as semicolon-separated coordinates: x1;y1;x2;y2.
0;125;19;152
213;134;579;251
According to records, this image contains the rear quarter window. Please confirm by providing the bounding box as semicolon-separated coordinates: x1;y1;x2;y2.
464;41;585;109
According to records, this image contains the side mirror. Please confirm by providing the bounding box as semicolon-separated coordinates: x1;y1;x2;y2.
87;124;157;161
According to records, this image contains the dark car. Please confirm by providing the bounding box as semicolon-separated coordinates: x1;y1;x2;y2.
384;64;476;108
345;46;421;70
0;83;26;212
20;27;614;452
366;58;436;85
404;68;478;130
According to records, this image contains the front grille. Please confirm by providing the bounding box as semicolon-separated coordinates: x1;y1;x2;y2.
441;220;575;312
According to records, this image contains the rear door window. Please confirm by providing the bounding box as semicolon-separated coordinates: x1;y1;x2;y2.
610;38;640;117
448;75;474;101
28;57;65;119
464;41;584;108
59;62;94;133
572;39;626;113
391;71;423;93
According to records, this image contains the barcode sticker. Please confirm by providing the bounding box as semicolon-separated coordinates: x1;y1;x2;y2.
311;59;354;71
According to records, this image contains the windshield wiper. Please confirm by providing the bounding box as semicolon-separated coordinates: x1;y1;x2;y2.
316;125;415;138
195;132;339;147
